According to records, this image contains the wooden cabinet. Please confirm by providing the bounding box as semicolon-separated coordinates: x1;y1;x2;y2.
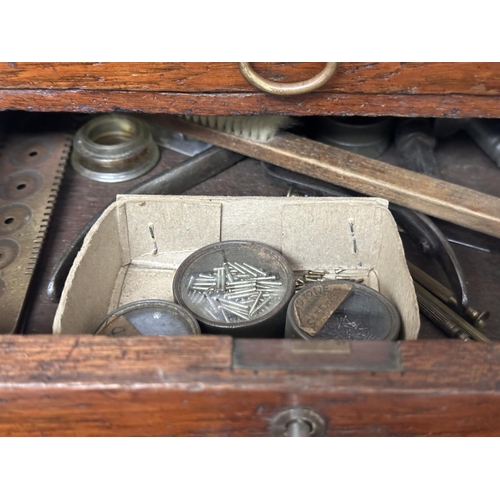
1;62;500;436
1;62;500;117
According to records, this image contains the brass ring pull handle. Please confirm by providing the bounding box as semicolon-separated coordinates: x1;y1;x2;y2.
238;62;338;96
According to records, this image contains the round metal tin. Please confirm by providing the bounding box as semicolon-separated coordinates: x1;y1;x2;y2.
314;116;394;159
285;280;401;341
173;240;295;338
93;300;201;337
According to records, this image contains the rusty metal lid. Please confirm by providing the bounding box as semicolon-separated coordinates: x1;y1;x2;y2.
286;280;401;341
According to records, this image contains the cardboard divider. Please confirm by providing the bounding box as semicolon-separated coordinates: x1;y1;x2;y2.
54;195;419;339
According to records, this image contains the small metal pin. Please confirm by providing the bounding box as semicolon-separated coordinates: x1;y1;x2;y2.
220;305;249;321
218;298;249;311
224;263;234;283
205;308;219;320
249;292;263;316
225;291;259;299
239;263;258;277
243;263;267;276
252;296;272;315
220;308;230;323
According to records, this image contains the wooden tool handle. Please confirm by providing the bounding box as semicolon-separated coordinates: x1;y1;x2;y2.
145;115;500;239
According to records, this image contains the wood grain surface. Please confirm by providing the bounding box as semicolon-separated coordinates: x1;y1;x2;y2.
1;63;499;94
3;90;500;118
2;63;500;117
4;111;500;436
143;115;500;239
0;336;499;436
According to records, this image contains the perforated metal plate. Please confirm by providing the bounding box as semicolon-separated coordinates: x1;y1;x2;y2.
0;133;71;333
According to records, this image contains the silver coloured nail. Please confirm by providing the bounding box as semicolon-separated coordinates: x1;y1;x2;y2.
252;296;272;315
221;308;230;323
240;263;257;277
218;298;249;311
227;262;241;273
249;292;263;316
227;280;256;286
232;262;250;275
220;306;249;321
225;291;259;299
205;309;219;320
243;263;267;277
206;296;219;313
224;263;234;283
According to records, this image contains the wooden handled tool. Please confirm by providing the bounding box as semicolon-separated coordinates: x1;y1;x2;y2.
144;114;500;239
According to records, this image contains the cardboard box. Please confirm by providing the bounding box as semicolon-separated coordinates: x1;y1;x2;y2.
54;195;420;339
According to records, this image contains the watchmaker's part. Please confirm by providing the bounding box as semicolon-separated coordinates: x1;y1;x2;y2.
413;281;491;343
414;284;472;341
173;240;295;338
285;280;401;341
264;163;469;315
71;114;160;183
434;118;500;168
47;147;245;303
93;300;201;337
395;118;441;178
294;270;326;290
0;132;70;333
408;261;489;328
313;116;394;158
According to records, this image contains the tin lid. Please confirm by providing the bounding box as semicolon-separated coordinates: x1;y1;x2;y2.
288;280;401;340
173;240;295;328
93;300;201;337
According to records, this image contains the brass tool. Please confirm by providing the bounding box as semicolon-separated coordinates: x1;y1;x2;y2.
0;132;71;333
408;262;489;328
414;285;471;341
413;281;491;343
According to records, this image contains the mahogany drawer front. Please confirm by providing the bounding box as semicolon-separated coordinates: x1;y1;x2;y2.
0;335;499;436
1;62;499;95
2;62;500;117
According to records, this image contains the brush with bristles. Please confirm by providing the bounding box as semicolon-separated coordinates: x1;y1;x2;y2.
140;112;500;240
183;115;295;142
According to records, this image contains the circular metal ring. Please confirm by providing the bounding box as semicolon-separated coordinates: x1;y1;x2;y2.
270;408;326;437
71;114;160;183
238;62;338;96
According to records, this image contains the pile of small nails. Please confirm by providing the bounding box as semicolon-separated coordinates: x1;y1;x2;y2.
186;261;285;323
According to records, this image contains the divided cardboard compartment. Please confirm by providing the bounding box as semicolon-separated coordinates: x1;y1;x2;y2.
54;195;420;338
